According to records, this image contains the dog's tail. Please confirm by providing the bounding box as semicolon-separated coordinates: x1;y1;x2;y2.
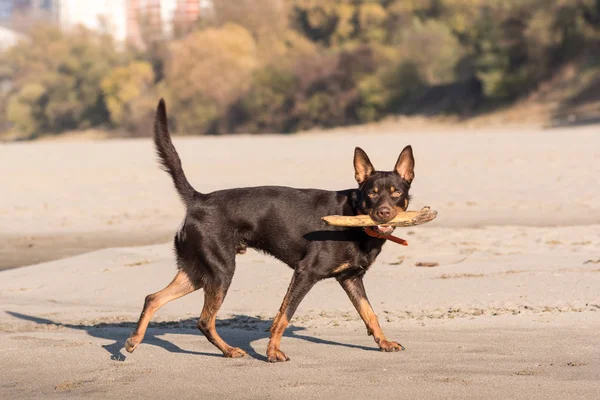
153;99;197;206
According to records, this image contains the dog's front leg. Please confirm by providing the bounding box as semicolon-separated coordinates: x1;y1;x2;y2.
267;270;317;362
338;275;404;352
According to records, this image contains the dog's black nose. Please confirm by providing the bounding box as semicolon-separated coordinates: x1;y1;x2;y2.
377;207;391;220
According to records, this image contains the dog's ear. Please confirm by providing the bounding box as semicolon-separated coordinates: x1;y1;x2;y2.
394;145;415;183
354;147;375;184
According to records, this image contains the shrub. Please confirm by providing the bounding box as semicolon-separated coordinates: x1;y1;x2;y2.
212;0;287;39
101;61;155;135
356;3;388;43
6;83;46;135
397;18;462;85
291;45;380;129
1;24;121;137
165;23;258;134
290;1;354;46
362;60;426;118
1;0;599;137
233;66;298;133
230;44;385;132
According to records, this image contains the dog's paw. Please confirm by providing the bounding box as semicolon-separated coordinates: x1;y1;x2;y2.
267;349;290;363
224;347;247;358
124;336;140;353
379;340;405;352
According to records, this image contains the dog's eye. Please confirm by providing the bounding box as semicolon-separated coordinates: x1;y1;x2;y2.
390;192;402;198
367;192;378;199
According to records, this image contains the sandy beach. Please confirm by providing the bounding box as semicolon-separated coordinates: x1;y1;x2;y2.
1;125;599;399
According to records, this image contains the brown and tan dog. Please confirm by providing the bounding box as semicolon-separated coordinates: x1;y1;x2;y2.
126;100;415;362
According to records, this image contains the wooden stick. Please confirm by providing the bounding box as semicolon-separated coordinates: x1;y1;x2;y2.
322;206;437;227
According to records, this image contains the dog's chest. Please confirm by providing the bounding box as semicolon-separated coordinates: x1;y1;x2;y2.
351;242;384;270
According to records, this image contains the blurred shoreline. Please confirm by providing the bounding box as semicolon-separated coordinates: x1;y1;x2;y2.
2;124;599;270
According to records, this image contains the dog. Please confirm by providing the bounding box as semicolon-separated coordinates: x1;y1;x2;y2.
125;99;415;362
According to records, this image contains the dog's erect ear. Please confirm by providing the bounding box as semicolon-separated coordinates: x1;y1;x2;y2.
354;147;375;184
394;145;415;183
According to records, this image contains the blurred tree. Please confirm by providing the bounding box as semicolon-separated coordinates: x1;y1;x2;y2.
580;0;600;28
470;0;594;99
1;0;599;138
2;24;122;137
212;0;288;39
233;66;298;133
290;0;352;46
101;61;155;135
165;23;258;134
356;2;388;43
397;18;462;85
6;83;46;135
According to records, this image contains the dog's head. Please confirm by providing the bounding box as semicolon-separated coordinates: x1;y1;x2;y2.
353;146;415;234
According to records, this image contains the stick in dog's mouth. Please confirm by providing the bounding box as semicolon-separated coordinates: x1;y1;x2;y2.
321;207;437;228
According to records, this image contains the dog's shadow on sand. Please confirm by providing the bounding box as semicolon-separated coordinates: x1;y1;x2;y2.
6;311;377;362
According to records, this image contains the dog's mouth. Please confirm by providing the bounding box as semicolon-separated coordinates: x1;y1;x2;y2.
373;225;395;235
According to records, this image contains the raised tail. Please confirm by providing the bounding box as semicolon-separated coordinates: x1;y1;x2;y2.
153;99;196;205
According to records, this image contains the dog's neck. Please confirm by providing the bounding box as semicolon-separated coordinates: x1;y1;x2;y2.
348;189;365;216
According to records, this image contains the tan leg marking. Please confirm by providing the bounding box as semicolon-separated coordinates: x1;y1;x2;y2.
267;272;316;362
340;278;404;352
332;263;351;274
267;313;290;362
198;286;246;358
126;270;197;353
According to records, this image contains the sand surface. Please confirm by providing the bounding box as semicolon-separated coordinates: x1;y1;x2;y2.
1;125;599;399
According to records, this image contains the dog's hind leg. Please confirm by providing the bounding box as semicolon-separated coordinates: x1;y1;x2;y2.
197;272;247;358
125;270;198;353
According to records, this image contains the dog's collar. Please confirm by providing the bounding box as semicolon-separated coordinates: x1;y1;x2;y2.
363;227;408;246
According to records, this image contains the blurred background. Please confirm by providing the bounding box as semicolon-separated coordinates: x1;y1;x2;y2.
0;0;599;140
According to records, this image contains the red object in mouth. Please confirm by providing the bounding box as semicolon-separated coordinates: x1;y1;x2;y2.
363;227;408;246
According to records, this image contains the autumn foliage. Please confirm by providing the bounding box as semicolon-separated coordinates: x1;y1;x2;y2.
1;0;599;138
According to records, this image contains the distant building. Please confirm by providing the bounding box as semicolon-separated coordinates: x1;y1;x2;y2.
0;0;59;33
0;0;213;47
0;25;25;50
59;0;128;42
174;0;201;34
127;0;212;45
